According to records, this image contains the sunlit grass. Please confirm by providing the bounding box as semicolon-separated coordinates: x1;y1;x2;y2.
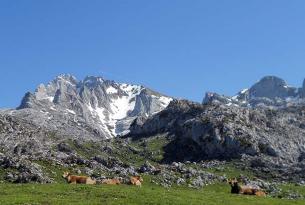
0;182;304;205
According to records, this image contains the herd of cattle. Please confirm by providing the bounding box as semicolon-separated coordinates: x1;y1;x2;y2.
62;172;266;196
62;172;143;187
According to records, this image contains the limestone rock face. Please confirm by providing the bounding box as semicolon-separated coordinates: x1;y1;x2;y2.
300;79;305;98
249;76;297;99
129;99;305;163
16;74;172;139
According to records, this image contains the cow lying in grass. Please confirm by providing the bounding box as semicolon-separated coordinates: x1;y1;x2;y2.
63;172;143;187
130;176;144;187
62;172;96;184
228;178;266;197
101;178;121;185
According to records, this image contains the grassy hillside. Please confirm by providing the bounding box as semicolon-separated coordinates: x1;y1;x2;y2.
1;137;304;204
0;182;304;205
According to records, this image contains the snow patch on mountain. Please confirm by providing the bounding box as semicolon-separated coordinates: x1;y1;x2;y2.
106;86;118;94
66;109;76;115
159;96;173;107
46;96;54;102
241;88;248;94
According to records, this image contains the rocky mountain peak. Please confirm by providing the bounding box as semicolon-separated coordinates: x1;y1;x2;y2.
249;76;297;99
203;75;304;108
16;74;172;138
82;76;105;88
55;74;78;82
50;74;78;91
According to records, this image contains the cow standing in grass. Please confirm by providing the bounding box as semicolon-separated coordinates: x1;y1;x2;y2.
62;172;96;185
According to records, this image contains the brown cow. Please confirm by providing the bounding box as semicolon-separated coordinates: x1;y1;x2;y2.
130;176;144;187
62;172;96;185
101;178;121;185
228;178;266;197
255;190;267;197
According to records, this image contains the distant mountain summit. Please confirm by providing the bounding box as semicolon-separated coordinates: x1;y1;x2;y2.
15;74;172;138
203;76;305;108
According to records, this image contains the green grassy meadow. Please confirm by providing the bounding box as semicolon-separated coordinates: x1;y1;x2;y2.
0;182;304;205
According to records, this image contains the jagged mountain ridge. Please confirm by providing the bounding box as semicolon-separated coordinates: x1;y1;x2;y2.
127;76;305;171
203;76;305;108
129;99;305;167
14;74;172;139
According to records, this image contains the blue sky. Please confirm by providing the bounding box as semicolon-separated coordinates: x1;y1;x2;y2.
1;0;305;108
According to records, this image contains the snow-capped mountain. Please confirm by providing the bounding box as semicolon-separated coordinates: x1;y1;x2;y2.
203;76;305;108
15;74;172;139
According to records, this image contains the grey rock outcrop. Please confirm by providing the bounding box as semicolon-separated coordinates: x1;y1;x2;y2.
300;79;305;98
129;99;305;164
